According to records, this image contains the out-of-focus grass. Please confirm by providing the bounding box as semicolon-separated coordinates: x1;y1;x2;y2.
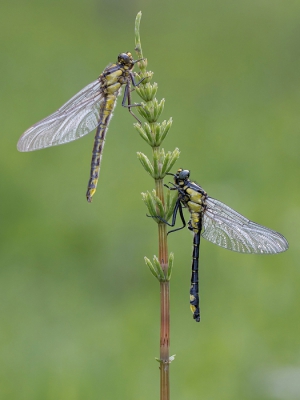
0;1;299;399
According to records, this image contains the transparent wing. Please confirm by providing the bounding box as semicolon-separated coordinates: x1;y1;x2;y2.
17;80;103;151
201;197;288;254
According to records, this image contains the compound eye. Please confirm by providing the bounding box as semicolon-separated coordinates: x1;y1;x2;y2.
118;53;130;64
178;169;190;180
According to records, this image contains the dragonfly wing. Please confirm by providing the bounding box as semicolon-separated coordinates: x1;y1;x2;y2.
17;80;103;151
202;197;288;254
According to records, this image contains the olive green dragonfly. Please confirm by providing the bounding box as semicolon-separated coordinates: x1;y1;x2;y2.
17;52;142;202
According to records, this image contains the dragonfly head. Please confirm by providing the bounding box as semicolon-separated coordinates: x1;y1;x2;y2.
118;52;135;69
173;169;190;185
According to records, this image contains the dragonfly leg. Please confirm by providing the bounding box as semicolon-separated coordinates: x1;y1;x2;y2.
167;200;186;234
147;199;186;234
147;214;169;224
128;68;147;93
130;71;146;87
164;182;177;189
121;81;142;125
165;182;186;199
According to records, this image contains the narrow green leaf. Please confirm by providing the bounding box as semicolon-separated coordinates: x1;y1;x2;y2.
144;257;160;280
156;98;165;120
142;123;153;145
161;152;171;175
134;123;151;145
153;149;160;178
153;255;166;281
137;104;151;121
165;147;180;174
165;192;177;221
154;193;165;217
167;253;174;280
137;152;154;176
134;12;143;61
154;123;161;145
150;82;158;99
160;117;173;142
142;191;159;223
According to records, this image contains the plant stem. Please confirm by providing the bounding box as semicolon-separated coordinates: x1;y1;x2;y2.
160;279;170;399
156;179;170;400
135;12;179;400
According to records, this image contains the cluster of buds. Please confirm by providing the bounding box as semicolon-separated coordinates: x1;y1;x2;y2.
134;12;179;282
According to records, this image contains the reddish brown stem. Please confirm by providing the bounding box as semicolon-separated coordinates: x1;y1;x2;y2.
156;179;170;400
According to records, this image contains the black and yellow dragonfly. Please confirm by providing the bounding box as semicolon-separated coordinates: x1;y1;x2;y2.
158;168;289;322
17;52;142;202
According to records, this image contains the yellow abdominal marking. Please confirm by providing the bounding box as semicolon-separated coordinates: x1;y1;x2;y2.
190;304;196;313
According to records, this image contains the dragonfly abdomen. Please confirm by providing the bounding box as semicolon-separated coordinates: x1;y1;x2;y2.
86;93;118;202
185;188;205;322
190;222;201;322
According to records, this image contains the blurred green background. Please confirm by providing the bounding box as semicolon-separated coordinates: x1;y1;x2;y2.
1;0;299;399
